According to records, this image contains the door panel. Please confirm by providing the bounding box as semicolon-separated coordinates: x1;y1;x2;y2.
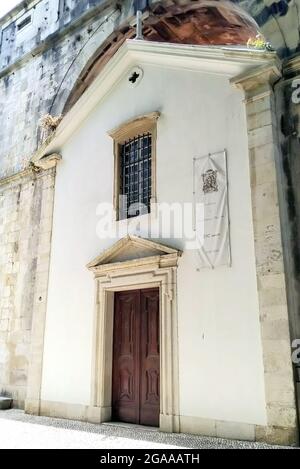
112;289;160;427
140;289;160;426
112;291;140;424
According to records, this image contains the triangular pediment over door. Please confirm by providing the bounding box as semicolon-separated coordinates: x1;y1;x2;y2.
87;235;182;273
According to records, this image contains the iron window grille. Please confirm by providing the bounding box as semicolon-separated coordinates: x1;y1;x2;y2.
119;133;152;219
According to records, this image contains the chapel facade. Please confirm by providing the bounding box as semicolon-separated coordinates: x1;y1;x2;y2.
0;0;300;446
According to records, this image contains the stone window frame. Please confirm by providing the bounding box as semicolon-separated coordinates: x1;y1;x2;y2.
108;112;160;221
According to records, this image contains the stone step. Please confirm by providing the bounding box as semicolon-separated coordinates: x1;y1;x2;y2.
0;397;12;410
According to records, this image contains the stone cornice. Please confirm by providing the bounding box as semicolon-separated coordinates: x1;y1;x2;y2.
231;61;282;99
33;153;62;170
90;253;180;276
0;153;61;188
30;133;58;164
283;55;300;78
0;167;34;188
108;112;161;143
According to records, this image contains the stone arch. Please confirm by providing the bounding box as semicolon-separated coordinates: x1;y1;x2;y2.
63;0;261;113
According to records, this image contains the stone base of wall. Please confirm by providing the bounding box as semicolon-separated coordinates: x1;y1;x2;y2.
179;415;256;441
180;415;298;446
25;399;102;424
255;425;298;447
25;399;298;446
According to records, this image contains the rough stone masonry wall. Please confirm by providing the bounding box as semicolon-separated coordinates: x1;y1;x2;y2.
0;169;55;407
0;0;130;178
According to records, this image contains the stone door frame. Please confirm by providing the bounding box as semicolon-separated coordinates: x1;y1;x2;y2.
88;241;181;433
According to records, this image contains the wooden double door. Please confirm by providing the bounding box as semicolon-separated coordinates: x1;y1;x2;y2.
112;288;160;427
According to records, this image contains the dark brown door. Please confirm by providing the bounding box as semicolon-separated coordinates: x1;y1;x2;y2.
112;288;160;427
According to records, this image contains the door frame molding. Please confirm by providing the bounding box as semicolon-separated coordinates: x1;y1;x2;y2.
88;248;181;433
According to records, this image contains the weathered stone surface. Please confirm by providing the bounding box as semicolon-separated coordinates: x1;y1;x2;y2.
235;68;298;443
0;169;55;408
256;424;299;447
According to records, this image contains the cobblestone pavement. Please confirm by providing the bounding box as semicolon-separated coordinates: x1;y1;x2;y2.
0;410;290;449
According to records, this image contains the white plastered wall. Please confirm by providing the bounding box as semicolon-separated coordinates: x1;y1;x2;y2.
41;62;267;426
